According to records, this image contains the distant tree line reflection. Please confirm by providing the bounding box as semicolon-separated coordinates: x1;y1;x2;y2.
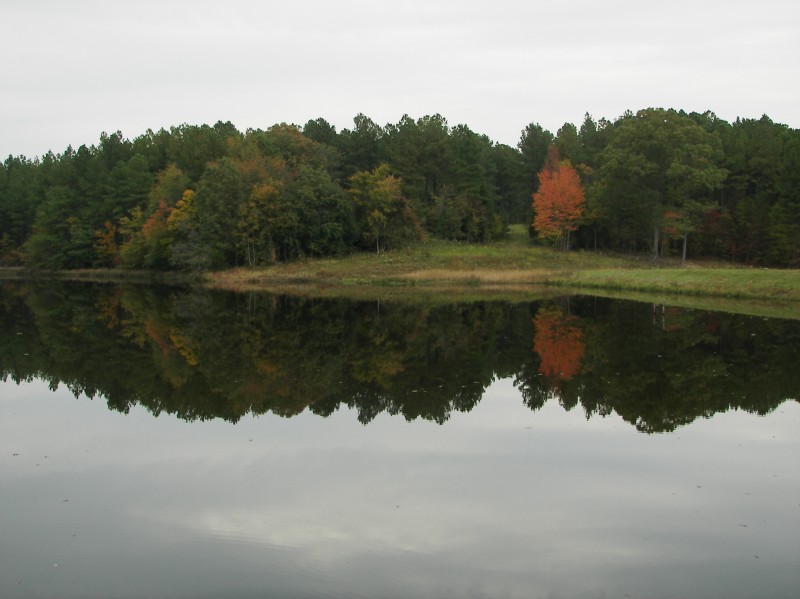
1;281;797;432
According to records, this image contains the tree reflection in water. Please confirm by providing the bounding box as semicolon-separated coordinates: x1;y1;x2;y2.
1;281;797;432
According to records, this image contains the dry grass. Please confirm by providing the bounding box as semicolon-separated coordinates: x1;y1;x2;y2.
398;268;549;283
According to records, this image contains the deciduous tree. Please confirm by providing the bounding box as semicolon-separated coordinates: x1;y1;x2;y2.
349;164;423;253
532;158;585;249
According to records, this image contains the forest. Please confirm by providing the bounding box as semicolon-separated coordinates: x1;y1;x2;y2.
1;108;798;269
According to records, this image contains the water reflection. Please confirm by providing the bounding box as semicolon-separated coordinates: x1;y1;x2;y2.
1;281;798;431
2;282;800;599
3;377;799;599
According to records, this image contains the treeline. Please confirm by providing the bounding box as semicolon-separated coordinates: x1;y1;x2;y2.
0;109;798;269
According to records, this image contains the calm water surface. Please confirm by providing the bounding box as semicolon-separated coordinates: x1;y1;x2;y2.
1;282;798;598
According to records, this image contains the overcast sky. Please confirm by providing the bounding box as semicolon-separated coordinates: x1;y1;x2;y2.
2;0;798;159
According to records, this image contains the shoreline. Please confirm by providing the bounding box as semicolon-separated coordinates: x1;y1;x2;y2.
2;257;798;321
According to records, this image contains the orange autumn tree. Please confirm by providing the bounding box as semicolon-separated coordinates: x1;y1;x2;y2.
532;156;585;250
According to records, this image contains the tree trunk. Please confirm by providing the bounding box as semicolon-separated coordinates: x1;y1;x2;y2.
682;233;688;263
653;224;660;259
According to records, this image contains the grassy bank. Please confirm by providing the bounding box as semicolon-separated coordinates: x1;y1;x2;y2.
3;226;798;317
548;267;799;301
207;226;799;300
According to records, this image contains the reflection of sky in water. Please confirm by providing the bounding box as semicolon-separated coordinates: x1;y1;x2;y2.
1;378;798;599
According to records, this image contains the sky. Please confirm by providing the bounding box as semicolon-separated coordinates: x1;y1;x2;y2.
1;0;798;159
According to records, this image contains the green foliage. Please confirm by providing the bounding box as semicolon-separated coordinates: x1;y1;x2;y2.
176;157;244;269
592;108;727;257
302;117;338;146
349;163;424;253
148;164;190;211
104;154;153;220
117;207;147;268
429;185;504;242
25;186;95;268
289;164;355;257
767;200;800;266
0;156;40;262
555;122;581;163
339;113;387;176
490;143;529;225
166;122;239;181
2;109;798;270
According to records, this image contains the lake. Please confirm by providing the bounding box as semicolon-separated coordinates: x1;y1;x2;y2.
1;281;798;599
